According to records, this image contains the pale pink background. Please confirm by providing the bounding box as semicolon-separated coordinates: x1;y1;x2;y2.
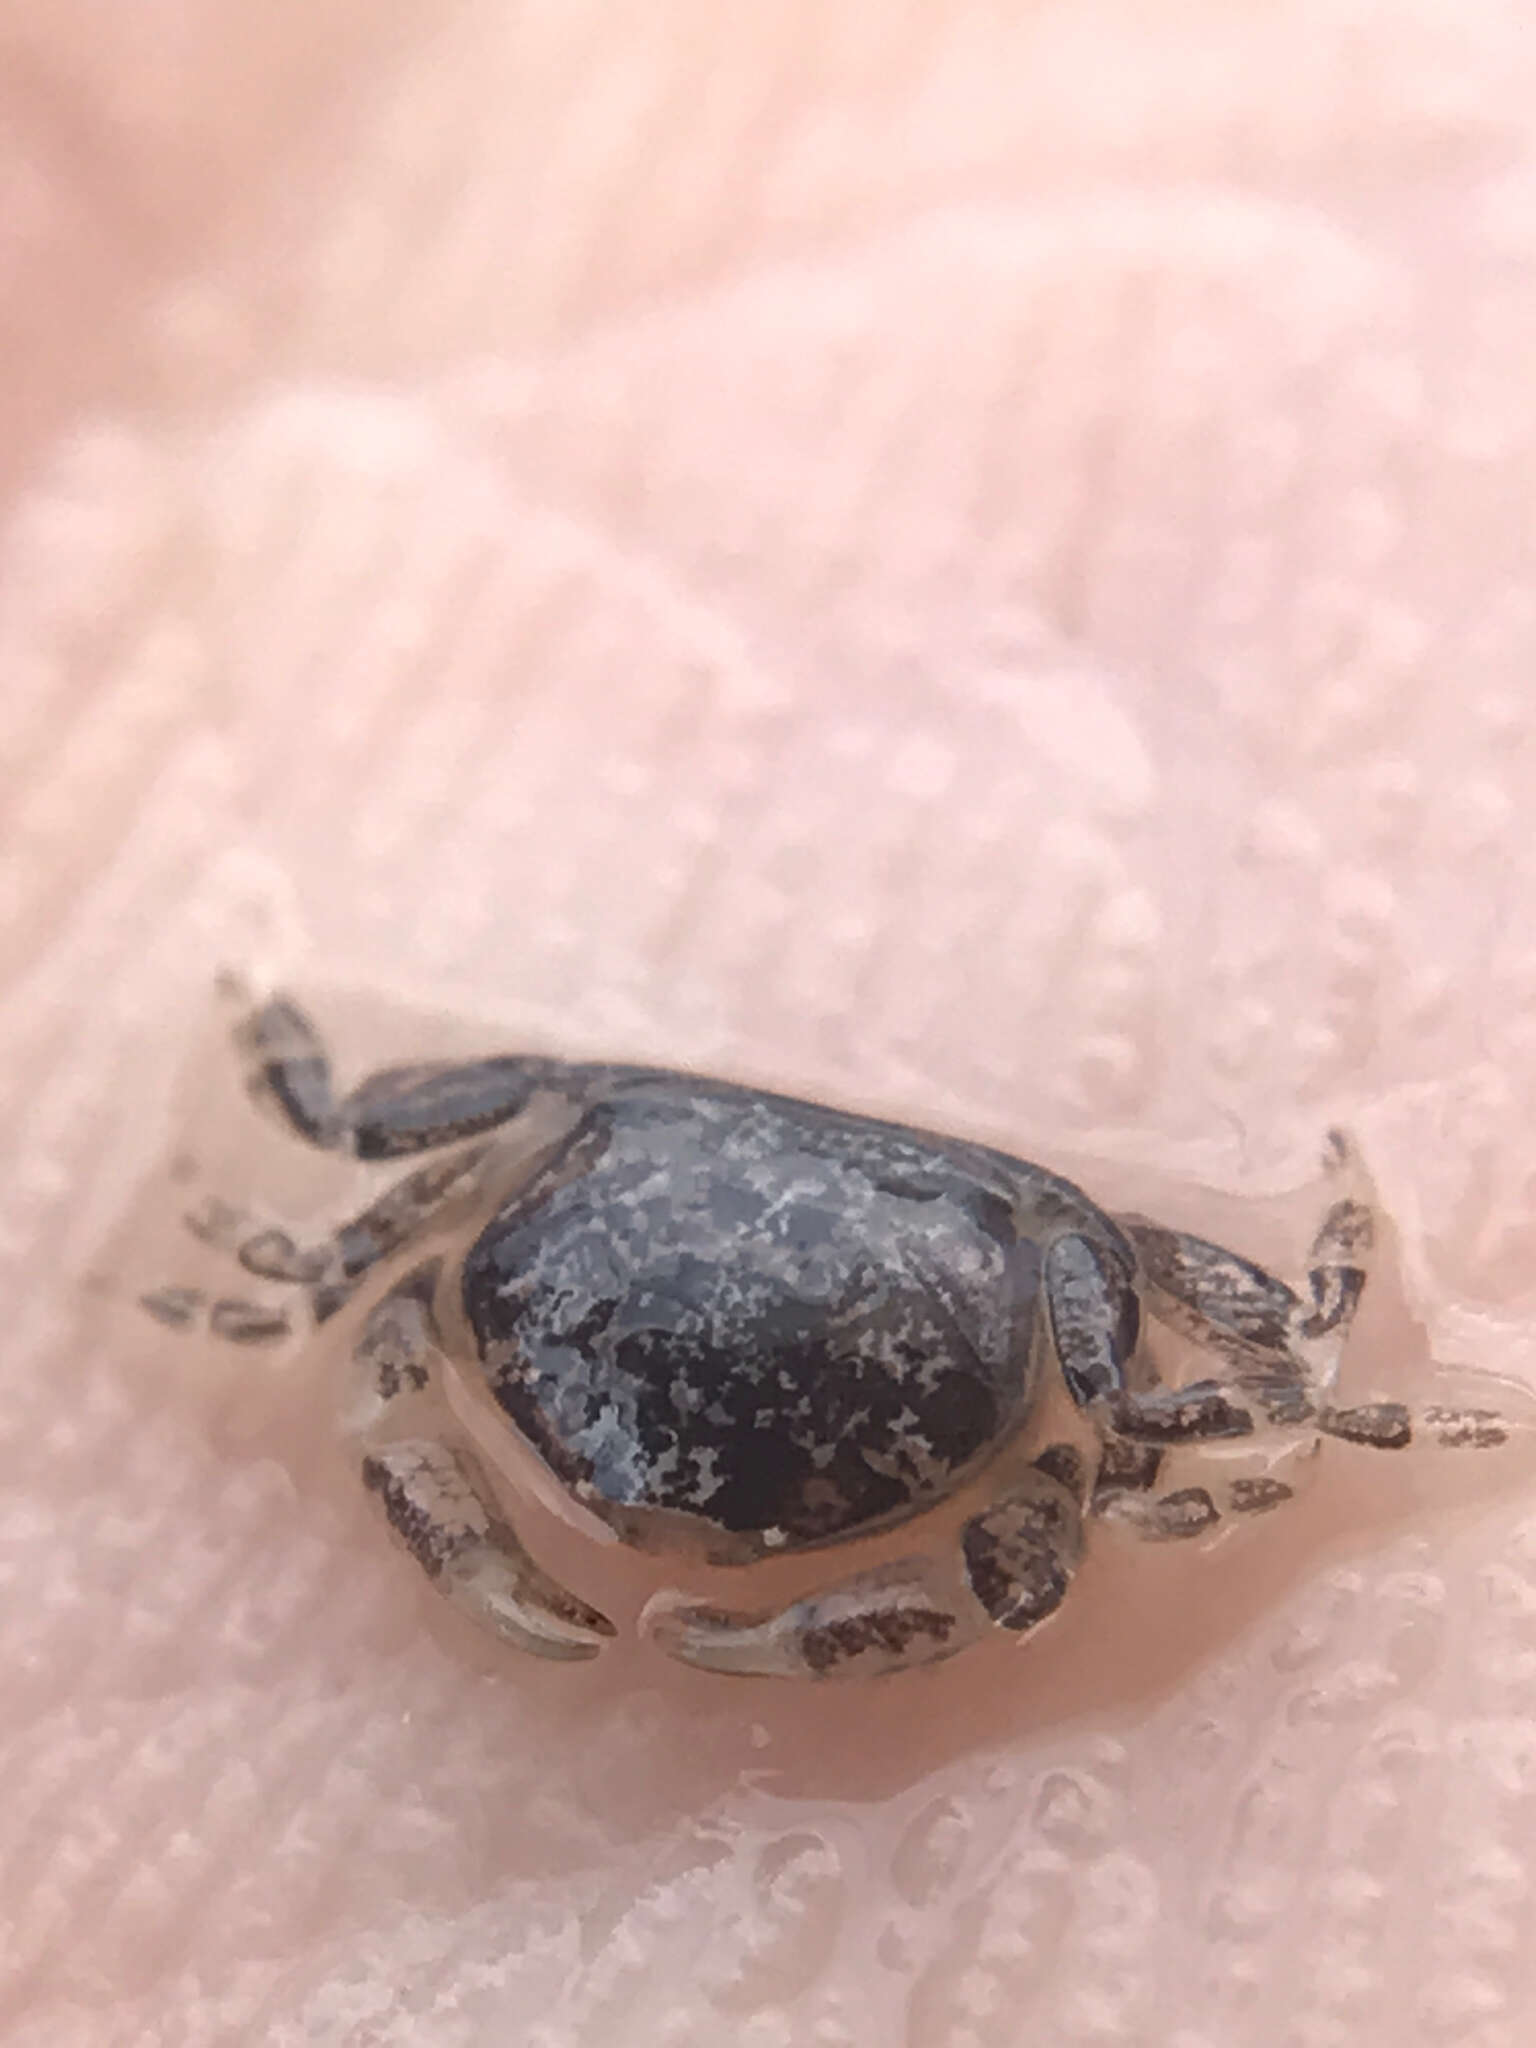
6;4;1536;2044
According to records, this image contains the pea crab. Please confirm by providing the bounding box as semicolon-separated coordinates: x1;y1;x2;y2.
143;995;1509;1679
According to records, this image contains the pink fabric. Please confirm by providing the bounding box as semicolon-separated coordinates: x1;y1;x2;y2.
5;3;1536;2041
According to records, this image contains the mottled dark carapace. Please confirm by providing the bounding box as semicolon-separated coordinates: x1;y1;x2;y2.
462;1078;1050;1557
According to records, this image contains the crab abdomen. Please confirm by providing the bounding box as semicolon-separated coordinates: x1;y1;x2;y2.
461;1078;1045;1556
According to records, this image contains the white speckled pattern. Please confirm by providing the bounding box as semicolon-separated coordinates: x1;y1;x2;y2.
5;3;1536;2042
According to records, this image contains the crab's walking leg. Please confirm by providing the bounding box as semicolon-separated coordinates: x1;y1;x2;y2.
1119;1129;1376;1420
1044;1230;1263;1440
1110;1142;1520;1453
1090;1469;1300;1542
236;994;571;1159
138;1284;296;1345
1089;1395;1524;1545
1039;1216;1332;1545
143;1145;493;1339
1046;1136;1383;1447
343;1263;615;1660
213;1145;489;1319
644;1463;1083;1679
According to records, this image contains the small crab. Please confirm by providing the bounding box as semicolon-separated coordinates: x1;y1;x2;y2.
144;995;1514;1679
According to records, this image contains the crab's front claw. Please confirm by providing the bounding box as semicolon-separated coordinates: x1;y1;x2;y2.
362;1438;616;1661
642;1556;985;1679
442;1540;617;1661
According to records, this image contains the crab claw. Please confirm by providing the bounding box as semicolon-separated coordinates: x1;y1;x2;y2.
641;1558;980;1679
362;1439;616;1661
443;1542;617;1661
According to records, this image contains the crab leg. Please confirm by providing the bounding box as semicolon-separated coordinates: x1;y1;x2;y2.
645;1464;1083;1679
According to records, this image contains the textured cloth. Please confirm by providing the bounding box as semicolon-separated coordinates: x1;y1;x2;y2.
5;4;1536;2042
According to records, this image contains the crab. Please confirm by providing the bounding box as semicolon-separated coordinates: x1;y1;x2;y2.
143;995;1513;1679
